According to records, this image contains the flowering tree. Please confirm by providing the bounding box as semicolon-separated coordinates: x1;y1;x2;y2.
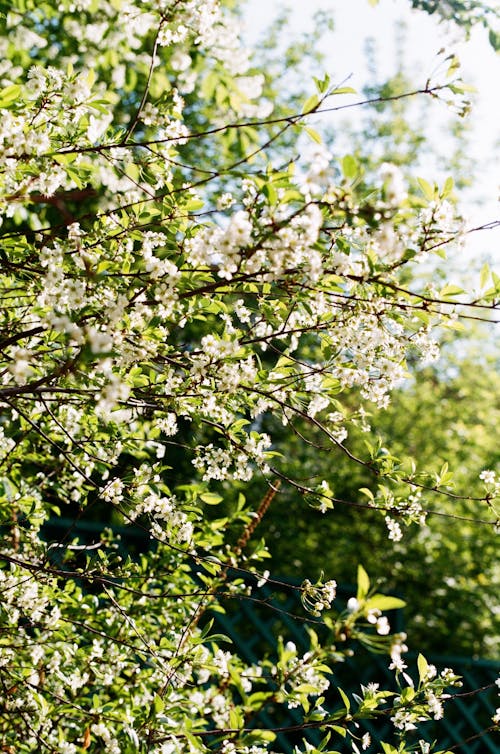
258;344;500;659
247;48;499;661
408;0;500;47
0;1;499;753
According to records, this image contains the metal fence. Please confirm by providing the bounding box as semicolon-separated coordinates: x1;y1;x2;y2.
210;577;500;754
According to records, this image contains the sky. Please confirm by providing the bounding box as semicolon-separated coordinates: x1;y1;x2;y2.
242;0;500;267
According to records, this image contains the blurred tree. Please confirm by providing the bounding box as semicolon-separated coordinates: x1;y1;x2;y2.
259;344;500;657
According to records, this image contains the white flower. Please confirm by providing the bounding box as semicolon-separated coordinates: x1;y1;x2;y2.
256;570;270;587
87;113;113;143
101;478;124;504
391;707;417;731
423;663;437;681
426;691;444;720
376;616;391;635
8;348;33;384
347;597;360;613
389;641;408;672
157;413;178;436
217;192;235;210
367;608;381;624
86;327;114;354
385;516;403;542
170;51;191;72
480;469;496;485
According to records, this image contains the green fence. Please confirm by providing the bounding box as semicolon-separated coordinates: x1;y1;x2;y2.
210;576;500;754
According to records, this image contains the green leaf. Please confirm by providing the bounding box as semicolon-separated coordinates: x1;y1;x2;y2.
439;284;464;298
442;176;454;198
53;152;77;165
248;691;274;706
417;653;429;682
417;177;435;201
358;487;374;502
489;28;500;51
65;166;85;189
365;594;406;611
304;126;322;144
185;198;205;211
295;683;321;694
229;706;243;729
342;154;358;179
200;618;214;638
446;54;461;78
327;726;346;739
356;564;370;600
153;694;164;714
262;181;277;204
331;86;357;95
204;633;232;643
302;93;320;114
480;262;490;289
200;492;223;505
338;687;350;712
313;73;331;94
380;744;398;754
400;685;415;702
244;729;276;743
124;162;140;182
0;84;21;108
